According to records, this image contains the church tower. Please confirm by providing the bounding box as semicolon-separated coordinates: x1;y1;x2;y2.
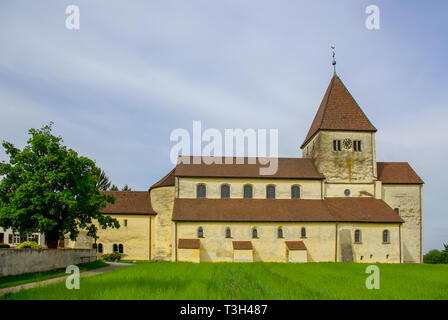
301;74;378;185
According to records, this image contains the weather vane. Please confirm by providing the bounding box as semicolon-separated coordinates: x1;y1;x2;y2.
331;45;336;75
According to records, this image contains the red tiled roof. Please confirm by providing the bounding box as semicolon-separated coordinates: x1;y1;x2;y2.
232;241;253;250
377;162;424;184
172;198;403;223
150;168;176;190
301;75;377;148
178;238;200;249
101;191;156;215
174;157;324;179
285;241;307;250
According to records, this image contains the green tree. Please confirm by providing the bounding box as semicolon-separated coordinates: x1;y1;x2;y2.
121;184;132;191
423;249;444;264
94;167;112;191
442;243;448;263
109;185;119;191
0;123;119;248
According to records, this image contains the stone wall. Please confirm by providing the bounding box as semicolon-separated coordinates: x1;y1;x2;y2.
0;248;96;277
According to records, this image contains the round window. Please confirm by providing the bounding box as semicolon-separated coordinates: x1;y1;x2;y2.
344;189;350;196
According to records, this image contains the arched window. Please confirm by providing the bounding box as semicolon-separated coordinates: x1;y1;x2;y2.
197;184;206;198
383;230;390;243
98;243;103;253
266;185;275;199
277;227;283;238
124;219;128;227
92;243;97;250
291;186;301;199
244;185;253;199
221;185;230;198
354;230;362;243
113;244;118;252
225;228;231;238
252;228;258;238
118;244;124;254
198;227;204;238
301;227;306;238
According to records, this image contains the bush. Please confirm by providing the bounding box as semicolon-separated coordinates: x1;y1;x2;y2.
0;243;10;248
423;249;444;264
102;252;121;262
16;241;42;249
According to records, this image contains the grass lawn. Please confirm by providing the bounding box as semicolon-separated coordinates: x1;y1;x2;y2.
1;261;447;300
0;260;108;290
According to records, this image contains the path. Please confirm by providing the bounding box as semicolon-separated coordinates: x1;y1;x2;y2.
0;262;133;296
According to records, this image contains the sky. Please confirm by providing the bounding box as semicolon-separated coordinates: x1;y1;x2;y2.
0;1;447;252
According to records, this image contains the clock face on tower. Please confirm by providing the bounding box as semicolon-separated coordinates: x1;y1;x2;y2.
343;138;352;150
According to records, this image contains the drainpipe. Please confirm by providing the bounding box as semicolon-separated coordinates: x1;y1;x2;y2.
172;222;177;262
399;224;402;263
335;223;338;262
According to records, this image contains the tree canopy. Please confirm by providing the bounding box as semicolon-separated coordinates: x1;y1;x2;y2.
0;123;119;247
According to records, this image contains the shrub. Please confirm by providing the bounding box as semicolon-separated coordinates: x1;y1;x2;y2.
423;249;444;264
16;241;42;249
102;252;121;262
0;243;10;248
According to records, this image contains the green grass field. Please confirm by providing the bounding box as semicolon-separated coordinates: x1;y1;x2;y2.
1;261;447;300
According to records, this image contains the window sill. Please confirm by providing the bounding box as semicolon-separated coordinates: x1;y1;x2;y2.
382;242;391;244
354;242;362;244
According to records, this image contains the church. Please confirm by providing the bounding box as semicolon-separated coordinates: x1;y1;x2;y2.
70;72;424;264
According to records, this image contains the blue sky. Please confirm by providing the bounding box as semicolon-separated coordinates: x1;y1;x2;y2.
0;1;447;252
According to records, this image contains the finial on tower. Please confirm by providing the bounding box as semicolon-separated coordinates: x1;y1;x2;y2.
331;45;336;75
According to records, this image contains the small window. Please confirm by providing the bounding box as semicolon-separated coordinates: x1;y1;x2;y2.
394;208;400;214
92;243;97;250
354;230;362;243
252;228;258;238
291;186;301;199
98;243;103;253
244;185;253;199
277;227;283;238
197;184;206;198
221;185;230;199
119;244;124;254
301;227;306;238
353;140;362;152
198;227;204;238
124;219;128;227
113;244;118;252
333;140;341;151
225;228;231;238
383;230;390;243
266;185;275;199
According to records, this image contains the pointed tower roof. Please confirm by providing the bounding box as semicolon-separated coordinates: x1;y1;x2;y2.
301;75;377;148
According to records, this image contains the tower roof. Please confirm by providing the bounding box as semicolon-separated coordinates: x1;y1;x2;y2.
301;75;377;148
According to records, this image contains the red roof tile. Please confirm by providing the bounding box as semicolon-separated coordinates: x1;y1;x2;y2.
101;191;156;215
150;168;176;190
377;162;424;184
174;156;324;179
172;198;403;223
301;75;377;148
178;238;200;249
285;241;307;250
